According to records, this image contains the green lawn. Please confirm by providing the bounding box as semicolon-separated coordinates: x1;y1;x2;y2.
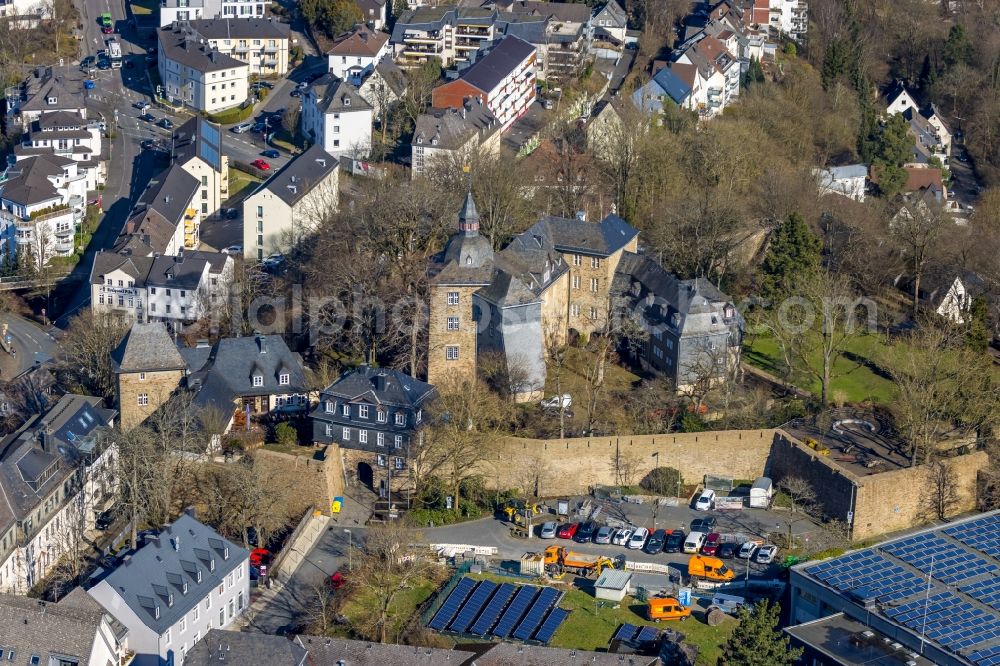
129;0;157;15
471;573;734;664
340;574;442;643
743;332;897;404
227;168;260;200
543;347;640;400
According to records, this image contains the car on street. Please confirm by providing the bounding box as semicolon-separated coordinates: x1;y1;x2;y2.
701;533;722;556
556;522;579;539
139;113;156;123
140;139;162;151
627;527;649;550
664;530;685;553
157;118;173;129
231;122;253;134
717;542;737;559
756;544;778;564
695;489;716;511
133;100;151;111
255;80;274;89
644;529;667;554
690;517;717;533
738;542;758;560
222;244;243;255
95;507;117;530
252;159;271;170
262;253;284;269
262;149;280;158
612;528;633;546
539;521;558;539
574;521;596;543
272;108;286;117
594;526;614;544
540;394;571;410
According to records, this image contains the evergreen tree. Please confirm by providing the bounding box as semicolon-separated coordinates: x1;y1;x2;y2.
759;213;821;303
918;54;937;89
742;56;765;88
821;39;849;89
965;296;990;352
943;24;972;70
872;113;915;196
720;600;803;666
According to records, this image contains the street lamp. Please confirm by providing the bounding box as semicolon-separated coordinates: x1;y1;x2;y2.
343;529;352;571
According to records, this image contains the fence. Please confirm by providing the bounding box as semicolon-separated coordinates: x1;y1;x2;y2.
232;160;271;180
623;560;673;575
431;543;498;558
270;507;330;585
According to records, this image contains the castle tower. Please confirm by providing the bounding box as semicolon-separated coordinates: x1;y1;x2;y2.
111;322;187;430
427;192;494;389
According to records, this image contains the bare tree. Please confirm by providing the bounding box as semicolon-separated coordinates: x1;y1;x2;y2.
609;447;642;487
919;459;961;521
889;197;953;318
58;311;129;399
543;317;570;439
204;453;298;548
116;425;161;550
779;476;817;515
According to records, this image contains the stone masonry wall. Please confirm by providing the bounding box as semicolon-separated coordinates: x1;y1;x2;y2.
427;284;479;388
118;369;184;430
253;447;342;516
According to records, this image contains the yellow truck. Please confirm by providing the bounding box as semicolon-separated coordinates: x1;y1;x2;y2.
647;597;691;622
543;546;615;577
688;555;735;585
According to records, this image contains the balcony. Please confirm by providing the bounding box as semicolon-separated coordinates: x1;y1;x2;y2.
262;45;280;54
402;45;442;55
53;226;73;239
54;239;74;253
403;34;440;44
234;45;251;53
455;27;489;38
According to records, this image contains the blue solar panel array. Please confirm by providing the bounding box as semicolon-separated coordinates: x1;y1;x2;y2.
470;583;518;636
971;645;1000;666
806;551;927;603
492;584;539;638
882;533;999;584
961;577;1000;611
448;580;497;633
636;625;661;644
884;592;1000;652
943;515;1000;558
614;624;640;642
513;587;562;640
427;577;476;631
534;608;570;644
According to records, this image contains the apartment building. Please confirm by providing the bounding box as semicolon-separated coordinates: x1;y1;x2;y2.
431;35;536;131
0;395;117;594
14;111;105;190
674;35;740;116
391;6;500;68
172;117;229;219
158;24;250;113
182;18;292;77
300;75;372;158
116;163;202;255
769;0;807;42
411;101;501;179
327;24;390;83
160;0;269;26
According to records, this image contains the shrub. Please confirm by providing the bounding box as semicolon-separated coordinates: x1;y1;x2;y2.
274;422;298;447
640;466;683;497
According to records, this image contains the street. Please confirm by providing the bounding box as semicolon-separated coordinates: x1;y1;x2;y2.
0;314;60;379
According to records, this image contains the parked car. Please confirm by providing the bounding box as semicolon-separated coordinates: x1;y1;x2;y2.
738;542;758;560
540;394;572;410
594;526;614;544
664;530;685;553
756;544;778;564
717;542;737;559
556;522;579;539
95;508;117;531
540;521;558;539
249;548;272;567
326;571;345;590
139;113;156;123
252;121;266;133
612;528;633;546
157;117;173;129
255;80;274;89
231;122;253;134
627;527;649;550
690;517;717;533
701;533;722;556
133;100;151;111
574;521;597;543
262;253;284;270
261;149;280;158
695;489;716;511
252;158;271;170
222;244;243;255
290;88;302;98
644;529;667;554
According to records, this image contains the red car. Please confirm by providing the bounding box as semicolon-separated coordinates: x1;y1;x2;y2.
249;548;271;567
252;159;270;170
701;533;722;556
556;522;579;539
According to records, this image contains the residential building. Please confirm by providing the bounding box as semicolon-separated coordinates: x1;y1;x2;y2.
326;24;390;83
410;101;501;179
0;395;117;593
591;0;627;50
182;18;292;77
0;588;130;666
159;0;269;27
431;35;536;132
89;250;233;324
391;6;502;68
158;23;250;114
116;163;202;254
885;80;919;116
14;111;106;190
181;334;309;432
0;153;86;267
87;513;250;666
112;322;189;430
354;0;388;30
357;58;408;119
878;165;948;202
172;117;229;220
241;145;339;260
632;62;700;113
813;164;868;202
7;67;87;132
788;511;1000;666
0;0;50;22
495;1;593;80
300;75;373;157
311;366;436;496
185;629;308;666
768;0;807;42
674;35;740;117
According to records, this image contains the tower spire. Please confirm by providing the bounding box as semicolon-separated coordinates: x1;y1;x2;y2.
458;180;479;237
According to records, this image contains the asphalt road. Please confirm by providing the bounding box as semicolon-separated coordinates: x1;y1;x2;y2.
0;314;59;379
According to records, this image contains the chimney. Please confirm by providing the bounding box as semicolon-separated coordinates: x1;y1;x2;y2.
257;335;266;354
575;210;586;222
171;536;181;551
184;505;197;518
372;373;386;392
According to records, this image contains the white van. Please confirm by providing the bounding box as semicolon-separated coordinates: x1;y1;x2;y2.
683;531;707;554
695;489;716;511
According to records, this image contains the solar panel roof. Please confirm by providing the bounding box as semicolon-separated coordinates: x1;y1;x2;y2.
492;584;540;638
448;580;498;633
427;577;476;631
534;607;570;644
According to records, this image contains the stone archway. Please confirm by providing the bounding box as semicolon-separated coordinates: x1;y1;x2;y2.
357;462;374;489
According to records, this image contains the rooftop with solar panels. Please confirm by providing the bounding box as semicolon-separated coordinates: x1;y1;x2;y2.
789;510;1000;666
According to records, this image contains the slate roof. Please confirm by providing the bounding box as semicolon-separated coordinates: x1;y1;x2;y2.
0;590;121;665
120;208;178;255
183;335;307;409
318;366;436;409
136;164;200;226
373;58;407;96
184;17;290;40
256;143;339;207
327;25;388;57
478;226;568;305
524;213;638;257
90;514;247;635
0;154;75;207
501;0;592;23
455;35;535;94
90;251;155;285
825;164;869;180
35;110;88;129
413;101;499;150
295;636;457;666
308;74;372;115
111;322;187;373
633;64;693;110
468;643;658;665
158;24;247;73
18;72;84;114
186;629;308;666
172;116;224;172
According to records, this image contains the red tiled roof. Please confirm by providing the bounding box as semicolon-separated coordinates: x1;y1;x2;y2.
327;25;388;57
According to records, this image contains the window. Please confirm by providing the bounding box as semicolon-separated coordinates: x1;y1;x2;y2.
325;423;333;437
394;457;404;470
325;400;335;413
571;275;580;289
193;606;199;622
395;413;405;426
591;257;601;268
445;346;459;360
219;609;225;626
359;430;368;444
377;432;385;447
416;409;422;423
447;316;459;331
377;410;387;423
165;629;171;645
257;235;264;247
376;454;386;466
590;278;599;292
589;307;598;320
166;305;172;314
359;405;369;419
447;291;460;305
394;435;402;449
138;393;148;406
342;404;350;416
571;304;580;317
279;373;289;385
666;338;674;350
228;598;234;618
238;591;245;610
342;427;350;440
139;372;146;380
180;616;186;632
573;254;581;266
257;206;263;218
253;375;263;387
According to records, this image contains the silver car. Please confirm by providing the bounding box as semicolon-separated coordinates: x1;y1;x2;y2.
539;521;558;539
594;526;614;544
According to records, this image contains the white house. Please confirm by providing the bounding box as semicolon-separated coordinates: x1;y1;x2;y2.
0;395;117;594
813;164;868;202
769;0;807;42
158;24;250;114
0;153;86;267
15;110;105;190
159;0;269;27
674;35;739;117
410;102;501;179
88;513;250;666
182;18;293;77
355;0;387;30
886;81;919;117
173;117;229;220
242;145;339;260
327;24;390;83
301;74;372;158
9;68;87;131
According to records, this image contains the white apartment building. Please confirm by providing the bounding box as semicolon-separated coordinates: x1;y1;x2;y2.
674;35;740;117
16;110;105;190
173;117;229;219
242;145;339;260
0;153;87;267
158;24;249;114
301;75;372;158
181;18;292;77
0;395;117;594
327;24;389;83
160;0;268;26
411;101;501;179
88;513;250;666
769;0;807;42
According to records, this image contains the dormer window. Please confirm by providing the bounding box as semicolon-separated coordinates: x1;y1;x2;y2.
377;409;387;423
223;546;229;560
279;373;289;386
46;96;57;105
343;96;350;106
359;405;369;419
253;374;263;387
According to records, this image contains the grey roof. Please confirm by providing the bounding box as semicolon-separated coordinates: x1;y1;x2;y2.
309;74;372;115
294;636;457;666
477;226;567;306
111;322;187;373
18;72;84;114
35;110;88;129
158;24;248;73
501;0;592;23
594;0;627;26
455;35;535;94
0;589;121;665
183;334;307;409
90;251;155;285
594;568;631;590
525;213;638;257
92;514;247;635
136;163;200;225
468;643;658;665
258;143;339;207
119;207;178;255
145;253;213;290
184;17;290;40
185;629;308;666
172;116;224;172
413;101;499;150
373;58;407;96
824;164;869;180
318;366;436;408
0;153;75;207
